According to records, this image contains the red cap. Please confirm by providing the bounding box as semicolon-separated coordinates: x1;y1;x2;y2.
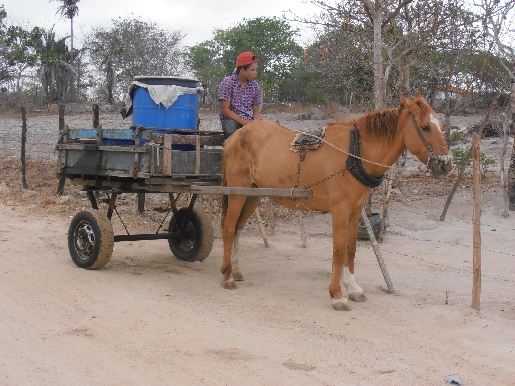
236;52;260;67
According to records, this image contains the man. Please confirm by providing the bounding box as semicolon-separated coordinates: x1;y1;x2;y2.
218;52;261;138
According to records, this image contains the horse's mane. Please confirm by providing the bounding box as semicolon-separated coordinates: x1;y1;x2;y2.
360;108;400;141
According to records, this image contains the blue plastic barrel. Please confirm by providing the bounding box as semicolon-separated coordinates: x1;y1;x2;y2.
132;76;199;150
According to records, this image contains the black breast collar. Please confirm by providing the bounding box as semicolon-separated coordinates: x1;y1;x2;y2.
345;128;384;188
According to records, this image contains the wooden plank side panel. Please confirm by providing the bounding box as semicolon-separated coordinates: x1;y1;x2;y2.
163;135;173;175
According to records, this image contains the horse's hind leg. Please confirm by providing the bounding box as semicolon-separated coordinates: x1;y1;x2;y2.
232;196;260;281
221;195;259;288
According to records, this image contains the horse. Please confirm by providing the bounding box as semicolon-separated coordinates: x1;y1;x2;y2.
220;91;452;310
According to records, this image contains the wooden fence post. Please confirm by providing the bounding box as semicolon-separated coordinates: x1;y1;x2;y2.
20;107;28;189
92;104;101;204
56;104;66;195
471;134;482;311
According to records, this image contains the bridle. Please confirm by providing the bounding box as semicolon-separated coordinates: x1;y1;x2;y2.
409;113;452;166
409;113;434;158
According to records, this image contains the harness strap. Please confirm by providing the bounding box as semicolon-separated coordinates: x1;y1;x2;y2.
346;128;384;188
410;113;434;156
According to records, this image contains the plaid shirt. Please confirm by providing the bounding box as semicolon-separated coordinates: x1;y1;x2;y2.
218;74;261;123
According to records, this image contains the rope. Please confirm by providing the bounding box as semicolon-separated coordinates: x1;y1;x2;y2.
363;244;515;284
291;129;392;169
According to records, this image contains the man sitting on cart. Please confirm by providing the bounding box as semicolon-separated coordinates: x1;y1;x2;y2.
218;51;261;139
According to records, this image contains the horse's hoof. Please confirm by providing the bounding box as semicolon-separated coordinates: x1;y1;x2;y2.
332;297;352;311
348;292;367;302
232;271;244;281
222;278;237;290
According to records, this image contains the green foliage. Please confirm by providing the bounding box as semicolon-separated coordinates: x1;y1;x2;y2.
450;130;464;142
184;41;225;107
451;146;496;179
0;5;43;84
451;147;469;167
52;0;80;20
187;17;303;104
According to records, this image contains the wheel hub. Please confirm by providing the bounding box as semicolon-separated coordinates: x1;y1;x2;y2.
74;222;95;259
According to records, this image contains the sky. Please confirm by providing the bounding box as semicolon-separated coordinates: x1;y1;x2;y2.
2;0;320;47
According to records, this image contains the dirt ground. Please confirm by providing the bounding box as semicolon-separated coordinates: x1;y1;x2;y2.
1;109;515;385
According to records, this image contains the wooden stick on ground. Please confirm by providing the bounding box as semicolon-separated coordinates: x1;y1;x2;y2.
361;207;395;294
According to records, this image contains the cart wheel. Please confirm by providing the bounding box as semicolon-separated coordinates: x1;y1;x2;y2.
168;206;214;262
68;209;114;269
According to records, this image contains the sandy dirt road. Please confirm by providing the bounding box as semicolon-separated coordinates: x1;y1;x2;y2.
1;111;515;385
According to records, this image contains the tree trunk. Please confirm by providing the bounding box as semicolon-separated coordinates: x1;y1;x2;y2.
373;10;385;109
107;59;114;105
508;66;515;211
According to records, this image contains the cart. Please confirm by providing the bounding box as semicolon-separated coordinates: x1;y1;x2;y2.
56;121;312;269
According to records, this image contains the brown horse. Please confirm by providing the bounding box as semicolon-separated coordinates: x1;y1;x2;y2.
221;91;452;310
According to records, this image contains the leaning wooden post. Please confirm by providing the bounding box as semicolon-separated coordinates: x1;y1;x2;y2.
267;198;275;235
361;207;395;294
20;106;28;189
378;165;394;242
56;104;66;195
297;211;307;248
471;134;482;311
254;208;269;248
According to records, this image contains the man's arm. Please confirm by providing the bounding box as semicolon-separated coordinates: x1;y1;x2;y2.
221;100;250;126
252;105;260;121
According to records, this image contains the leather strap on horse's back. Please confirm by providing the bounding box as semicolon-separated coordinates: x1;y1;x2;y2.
346;128;384;188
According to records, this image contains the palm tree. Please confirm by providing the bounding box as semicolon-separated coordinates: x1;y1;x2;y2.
52;0;80;58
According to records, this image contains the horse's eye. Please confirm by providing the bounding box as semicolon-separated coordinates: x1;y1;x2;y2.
421;125;431;132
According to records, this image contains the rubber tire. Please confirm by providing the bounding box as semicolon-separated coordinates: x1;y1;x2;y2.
357;213;387;240
68;209;114;269
168;205;214;262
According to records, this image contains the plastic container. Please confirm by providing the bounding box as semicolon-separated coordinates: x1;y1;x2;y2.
132;76;199;150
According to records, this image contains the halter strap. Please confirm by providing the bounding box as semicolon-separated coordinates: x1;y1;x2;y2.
410;113;434;157
346;127;384;188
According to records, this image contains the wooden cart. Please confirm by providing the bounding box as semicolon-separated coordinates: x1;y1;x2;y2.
56;123;312;269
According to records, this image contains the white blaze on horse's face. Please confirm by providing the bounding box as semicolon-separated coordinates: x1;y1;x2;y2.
430;113;442;132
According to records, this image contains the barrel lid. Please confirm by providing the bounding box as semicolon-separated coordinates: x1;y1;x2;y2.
135;75;198;82
134;75;199;87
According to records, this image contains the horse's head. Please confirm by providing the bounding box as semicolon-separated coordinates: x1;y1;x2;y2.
400;91;452;177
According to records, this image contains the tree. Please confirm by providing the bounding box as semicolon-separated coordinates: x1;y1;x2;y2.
0;6;43;92
85;17;184;103
479;0;515;211
292;0;483;109
51;0;79;61
184;41;225;107
188;17;303;101
37;28;72;104
52;0;80;101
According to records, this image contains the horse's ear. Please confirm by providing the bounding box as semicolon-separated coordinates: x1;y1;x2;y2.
399;93;412;109
414;90;423;99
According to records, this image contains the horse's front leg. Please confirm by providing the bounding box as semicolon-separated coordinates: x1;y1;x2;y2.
343;210;366;302
329;210;351;311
